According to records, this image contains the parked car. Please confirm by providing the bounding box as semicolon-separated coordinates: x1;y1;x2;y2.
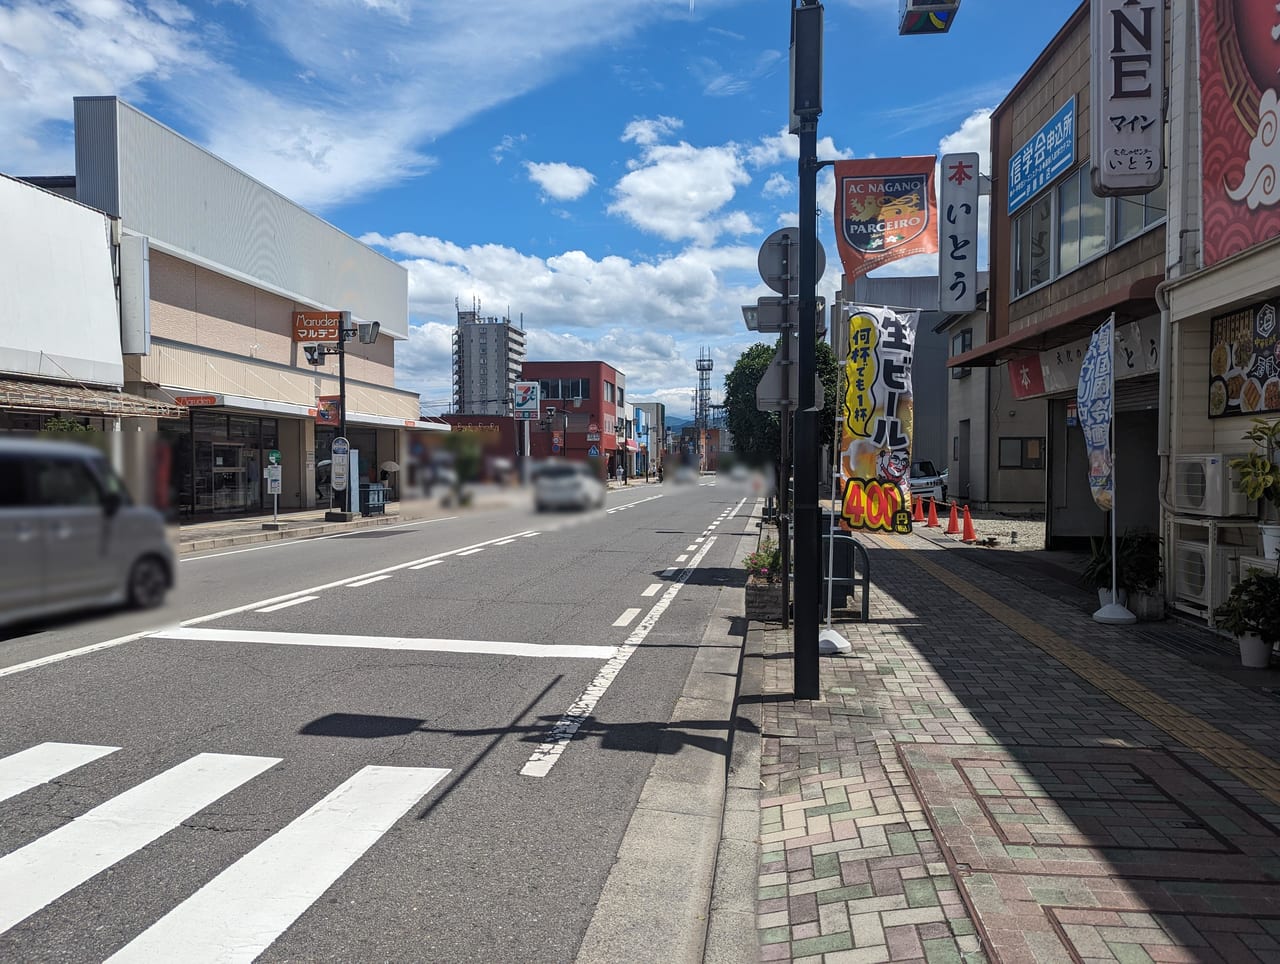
0;438;175;628
909;459;948;504
534;461;606;511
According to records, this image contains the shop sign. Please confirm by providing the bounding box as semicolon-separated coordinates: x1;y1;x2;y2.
1208;298;1280;418
292;310;345;343
1008;98;1075;214
833;157;938;282
939;152;978;312
1014;315;1160;399
513;381;540;420
1089;0;1164;197
586;432;601;442
175;394;219;407
1008;353;1046;400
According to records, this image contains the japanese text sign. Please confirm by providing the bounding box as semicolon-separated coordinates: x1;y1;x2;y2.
292;310;346;343
1208;299;1280;418
1090;0;1164;197
1008;98;1075;213
1077;317;1115;512
838;306;919;535
939;152;979;312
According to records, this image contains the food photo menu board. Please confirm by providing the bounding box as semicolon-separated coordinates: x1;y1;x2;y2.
1209;298;1280;418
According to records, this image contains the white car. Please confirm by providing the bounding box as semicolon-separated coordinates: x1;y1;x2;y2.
534;462;606;511
909;460;948;504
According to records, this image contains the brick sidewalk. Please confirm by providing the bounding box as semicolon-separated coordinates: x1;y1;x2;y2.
752;532;1280;963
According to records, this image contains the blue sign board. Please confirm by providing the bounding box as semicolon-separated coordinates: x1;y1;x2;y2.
588;445;600;457
1008;97;1075;214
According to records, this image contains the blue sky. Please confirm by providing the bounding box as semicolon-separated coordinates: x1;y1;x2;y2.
0;0;1083;417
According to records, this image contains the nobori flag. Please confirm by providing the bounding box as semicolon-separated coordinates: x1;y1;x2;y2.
1077;317;1115;512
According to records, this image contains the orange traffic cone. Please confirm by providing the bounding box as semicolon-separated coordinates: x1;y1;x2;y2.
913;497;924;524
961;505;978;543
945;502;961;535
926;497;940;527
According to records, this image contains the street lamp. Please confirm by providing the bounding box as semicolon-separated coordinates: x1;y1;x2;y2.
304;314;380;440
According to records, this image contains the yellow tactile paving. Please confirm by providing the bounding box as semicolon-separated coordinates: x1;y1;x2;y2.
872;534;1280;807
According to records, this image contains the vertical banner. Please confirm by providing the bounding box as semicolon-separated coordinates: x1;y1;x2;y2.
1089;0;1164;197
939;153;979;312
837;306;919;534
1077;316;1115;511
833;157;938;282
315;395;342;426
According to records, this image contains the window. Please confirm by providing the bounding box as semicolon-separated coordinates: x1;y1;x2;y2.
998;437;1044;469
1056;167;1106;274
1013;194;1052;296
0;455;27;506
1114;173;1167;243
950;328;972;379
604;382;615;403
618;388;625;406
32;458;102;506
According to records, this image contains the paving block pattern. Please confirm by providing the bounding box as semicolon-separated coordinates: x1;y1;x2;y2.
754;530;1280;962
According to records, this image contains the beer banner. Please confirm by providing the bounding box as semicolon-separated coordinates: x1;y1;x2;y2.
834;156;938;282
1077;316;1115;511
838;306;920;534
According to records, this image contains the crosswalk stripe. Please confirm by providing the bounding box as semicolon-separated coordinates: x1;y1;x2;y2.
155;626;617;660
0;753;280;935
0;743;119;804
107;765;449;964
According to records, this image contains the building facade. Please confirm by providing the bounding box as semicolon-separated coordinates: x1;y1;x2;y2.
520;361;625;476
634;402;667;473
452;308;527;416
48;96;438;517
950;3;1166;548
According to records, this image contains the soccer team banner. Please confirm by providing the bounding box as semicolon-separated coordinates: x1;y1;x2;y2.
833;156;939;282
837;306;921;534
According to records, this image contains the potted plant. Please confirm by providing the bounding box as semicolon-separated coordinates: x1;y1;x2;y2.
1230;417;1280;560
744;537;786;622
1120;529;1164;620
1215;563;1280;667
1082;535;1127;608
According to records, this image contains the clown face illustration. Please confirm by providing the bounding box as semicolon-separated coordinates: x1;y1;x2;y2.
878;449;909;485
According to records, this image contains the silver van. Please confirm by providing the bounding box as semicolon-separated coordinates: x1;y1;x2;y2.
0;437;174;627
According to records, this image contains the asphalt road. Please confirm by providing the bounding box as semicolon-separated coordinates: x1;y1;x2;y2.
0;478;756;962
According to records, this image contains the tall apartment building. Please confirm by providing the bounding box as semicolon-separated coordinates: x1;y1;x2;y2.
451;307;526;415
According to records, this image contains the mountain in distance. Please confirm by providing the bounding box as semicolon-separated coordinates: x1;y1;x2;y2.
664;415;694;431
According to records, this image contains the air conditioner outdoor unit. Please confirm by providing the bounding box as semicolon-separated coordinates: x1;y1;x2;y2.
1173;540;1245;612
1173;454;1253;517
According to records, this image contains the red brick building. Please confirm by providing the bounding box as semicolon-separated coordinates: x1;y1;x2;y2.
521;361;626;476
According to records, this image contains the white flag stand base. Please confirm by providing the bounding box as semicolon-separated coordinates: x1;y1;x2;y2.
1093;602;1136;625
819;628;853;654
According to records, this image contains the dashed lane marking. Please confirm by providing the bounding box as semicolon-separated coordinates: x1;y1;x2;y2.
255;596;318;613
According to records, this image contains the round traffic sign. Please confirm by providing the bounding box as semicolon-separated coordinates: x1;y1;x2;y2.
267;449;282;466
757;227;826;295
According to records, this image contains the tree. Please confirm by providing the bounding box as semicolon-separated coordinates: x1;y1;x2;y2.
723;338;842;492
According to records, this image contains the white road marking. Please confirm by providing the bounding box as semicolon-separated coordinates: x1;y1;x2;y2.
676;555;688;563
180;516;457;562
0;753;280;935
641;584;662;597
686;544;699;552
522;532;539;537
107;765;449;964
495;539;516;545
457;547;485;556
347;575;392;587
409;559;443;570
694;538;704;543
612;608;641;627
0;530;535;680
727;496;747;518
521;536;718;778
0;743;119;805
662;567;677;576
152;627;618;660
255;596;318;613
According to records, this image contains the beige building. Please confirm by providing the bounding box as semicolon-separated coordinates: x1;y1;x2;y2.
48;96;443;517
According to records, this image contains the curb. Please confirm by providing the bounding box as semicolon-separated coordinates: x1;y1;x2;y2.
574;502;756;964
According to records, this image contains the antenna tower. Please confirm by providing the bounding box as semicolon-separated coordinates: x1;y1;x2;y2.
695;348;714;432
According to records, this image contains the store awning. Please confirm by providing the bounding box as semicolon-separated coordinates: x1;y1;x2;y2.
151;385;446;430
948;276;1161;369
0;378;182;419
626;440;639;452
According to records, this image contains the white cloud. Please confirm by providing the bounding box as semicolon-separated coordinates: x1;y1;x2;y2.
939;108;992;175
491;133;526;165
621;115;683;147
762;172;791;199
609;141;753;244
524;161;596;202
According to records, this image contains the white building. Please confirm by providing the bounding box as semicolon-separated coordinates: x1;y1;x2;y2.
452;308;527;415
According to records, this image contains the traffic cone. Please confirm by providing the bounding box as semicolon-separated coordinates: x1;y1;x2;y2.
913;496;924;524
945;502;961;535
926;497;940;527
961;505;978;543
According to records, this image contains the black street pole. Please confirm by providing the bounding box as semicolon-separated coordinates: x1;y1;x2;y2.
792;0;823;701
338;321;348;443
